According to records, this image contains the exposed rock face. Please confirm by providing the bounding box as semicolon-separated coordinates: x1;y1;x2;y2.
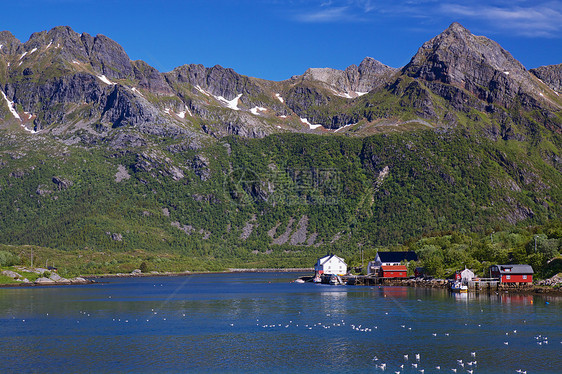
35;277;56;284
1;270;21;279
115;164;130;182
0;26;176;138
52;176;73;190
82;33;134;79
133;151;185;180
133;60;173;94
165;64;262;101
100;85;165;128
0;23;561;144
0;31;22;55
531;64;562;93
299;57;398;95
402;22;539;109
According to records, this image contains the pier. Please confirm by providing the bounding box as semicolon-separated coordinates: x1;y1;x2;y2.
300;274;536;292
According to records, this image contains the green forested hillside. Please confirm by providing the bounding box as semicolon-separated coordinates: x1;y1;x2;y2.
1;126;560;276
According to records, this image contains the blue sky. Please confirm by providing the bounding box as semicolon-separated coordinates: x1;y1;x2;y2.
2;0;561;81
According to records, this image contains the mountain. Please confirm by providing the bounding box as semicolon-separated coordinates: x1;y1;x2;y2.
1;23;561;139
531;64;562;94
0;23;561;271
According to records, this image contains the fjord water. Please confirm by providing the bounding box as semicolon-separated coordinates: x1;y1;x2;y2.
0;273;560;373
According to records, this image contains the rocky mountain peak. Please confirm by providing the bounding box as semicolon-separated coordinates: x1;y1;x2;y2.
84;33;134;79
296;57;397;96
402;22;547;109
165;63;258;100
531;64;562;93
404;22;526;84
0;31;21;55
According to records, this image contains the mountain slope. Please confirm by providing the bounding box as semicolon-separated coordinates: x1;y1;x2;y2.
0;23;561;266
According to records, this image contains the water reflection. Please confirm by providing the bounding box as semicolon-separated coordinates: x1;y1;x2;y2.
449;291;536;306
0;274;560;373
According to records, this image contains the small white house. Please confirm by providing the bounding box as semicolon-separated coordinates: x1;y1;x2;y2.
314;254;347;276
460;268;475;282
455;267;475;282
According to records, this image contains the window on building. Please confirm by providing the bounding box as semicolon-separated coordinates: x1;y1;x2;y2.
506;275;511;280
523;275;527;280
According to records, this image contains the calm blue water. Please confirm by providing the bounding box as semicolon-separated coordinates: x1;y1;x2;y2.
0;273;560;373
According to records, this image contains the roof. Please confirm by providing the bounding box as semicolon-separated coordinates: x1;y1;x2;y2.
494;264;534;274
381;265;408;271
317;254;346;266
377;251;418;263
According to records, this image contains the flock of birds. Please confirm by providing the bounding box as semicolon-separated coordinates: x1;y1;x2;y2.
237;312;560;374
371;352;481;374
7;281;561;374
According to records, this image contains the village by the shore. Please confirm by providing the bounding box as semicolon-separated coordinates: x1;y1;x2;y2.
2;251;562;295
306;251;562;295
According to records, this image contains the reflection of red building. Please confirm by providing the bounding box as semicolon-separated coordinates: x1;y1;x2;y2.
380;265;408;278
382;287;409;298
499;294;534;305
490;264;533;283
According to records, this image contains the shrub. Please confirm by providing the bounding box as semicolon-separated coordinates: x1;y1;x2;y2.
0;250;20;266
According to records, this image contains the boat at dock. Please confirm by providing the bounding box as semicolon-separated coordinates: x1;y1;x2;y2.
329;274;345;285
450;281;468;293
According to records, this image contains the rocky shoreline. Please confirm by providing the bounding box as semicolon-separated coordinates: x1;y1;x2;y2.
2;267;561;295
1;267;92;286
0;267;314;286
383;277;562;295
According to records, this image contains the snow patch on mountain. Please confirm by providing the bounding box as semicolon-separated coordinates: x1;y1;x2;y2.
2;91;38;133
250;106;267;115
131;87;143;97
276;93;284;103
177;106;192;118
97;75;115;85
331;89;353;99
215;94;242;110
300;118;322;129
334;123;354;132
2;91;21;121
195;85;211;97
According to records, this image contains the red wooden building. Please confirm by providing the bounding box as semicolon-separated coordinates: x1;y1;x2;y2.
490;264;533;283
379;265;408;278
